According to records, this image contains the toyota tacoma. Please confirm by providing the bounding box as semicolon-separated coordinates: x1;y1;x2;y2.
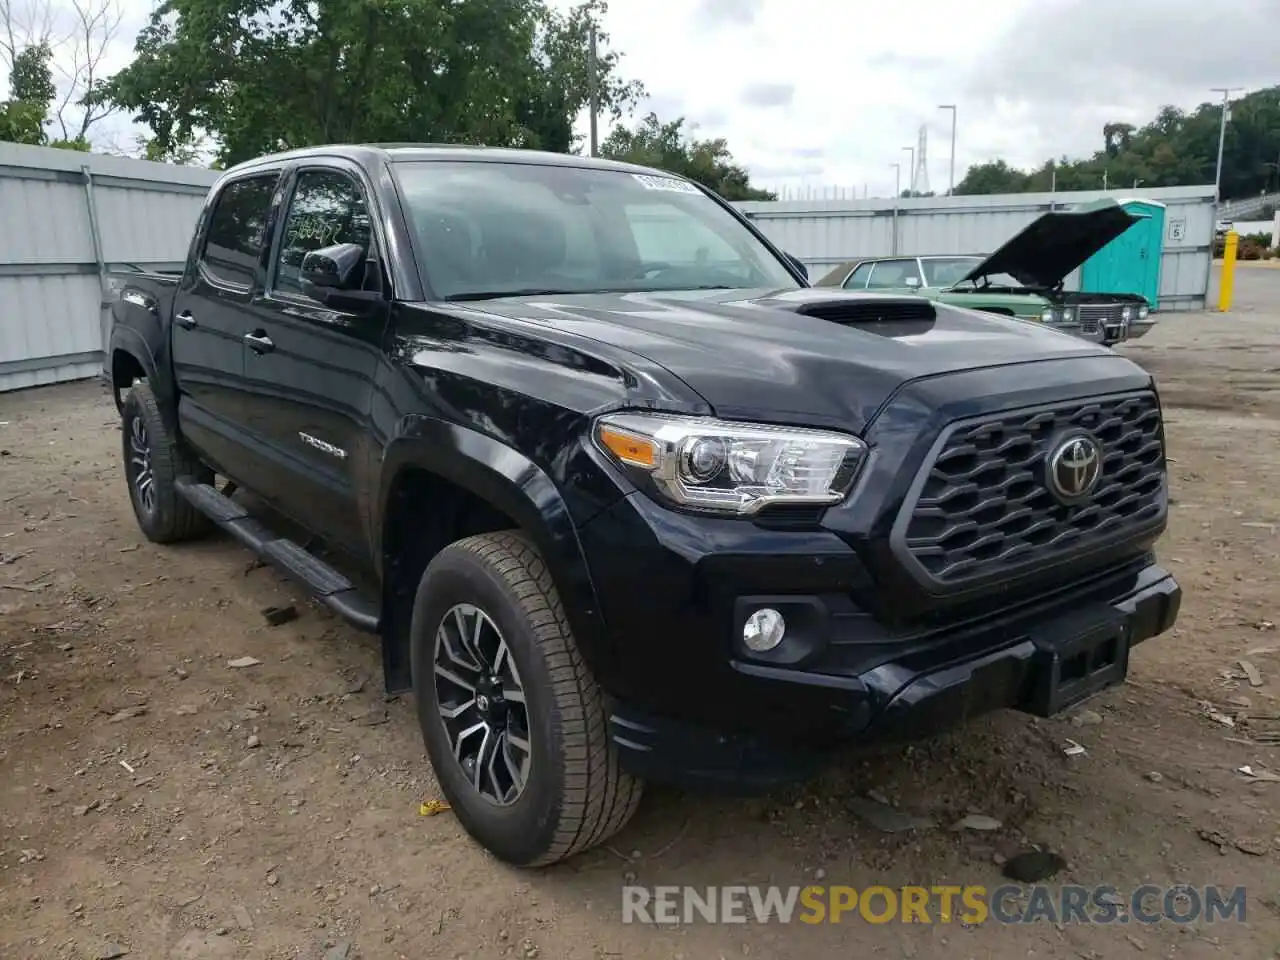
105;144;1181;866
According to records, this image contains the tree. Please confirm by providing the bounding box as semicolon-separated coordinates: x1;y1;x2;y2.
956;86;1280;201
104;0;644;168
51;0;123;143
954;159;1028;195
600;112;776;201
0;40;53;143
1;0;122;147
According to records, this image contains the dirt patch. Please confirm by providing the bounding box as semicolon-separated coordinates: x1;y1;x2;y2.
3;313;1280;958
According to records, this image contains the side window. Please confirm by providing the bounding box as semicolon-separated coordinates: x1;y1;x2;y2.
273;169;374;297
200;175;278;288
843;262;874;289
866;259;922;289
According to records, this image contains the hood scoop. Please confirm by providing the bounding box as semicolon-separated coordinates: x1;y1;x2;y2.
791;297;937;325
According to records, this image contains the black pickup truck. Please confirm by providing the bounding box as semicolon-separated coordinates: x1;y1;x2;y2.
106;144;1181;866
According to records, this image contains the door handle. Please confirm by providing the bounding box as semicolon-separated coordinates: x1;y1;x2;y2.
175;311;197;330
243;331;275;354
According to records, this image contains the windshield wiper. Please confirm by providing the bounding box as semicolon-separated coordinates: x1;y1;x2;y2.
444;288;587;301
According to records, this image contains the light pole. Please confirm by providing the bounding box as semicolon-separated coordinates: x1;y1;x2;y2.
938;104;956;196
1211;87;1243;202
902;146;914;195
890;162;902;254
1133;178;1144;189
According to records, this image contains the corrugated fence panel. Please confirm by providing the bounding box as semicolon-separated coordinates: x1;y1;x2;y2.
93;183;206;264
0;141;218;393
738;184;1218;310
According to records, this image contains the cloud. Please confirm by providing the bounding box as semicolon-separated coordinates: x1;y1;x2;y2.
583;0;1280;197
30;0;1276;203
961;0;1280;167
691;0;766;28
740;81;794;109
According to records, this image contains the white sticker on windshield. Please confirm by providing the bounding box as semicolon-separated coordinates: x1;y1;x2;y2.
632;173;702;195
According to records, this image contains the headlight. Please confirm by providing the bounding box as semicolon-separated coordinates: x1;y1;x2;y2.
1056;307;1074;323
1040;308;1055;323
1121;306;1133;321
594;412;868;516
1138;305;1149;319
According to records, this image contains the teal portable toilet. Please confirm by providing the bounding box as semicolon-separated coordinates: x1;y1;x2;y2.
1079;198;1165;310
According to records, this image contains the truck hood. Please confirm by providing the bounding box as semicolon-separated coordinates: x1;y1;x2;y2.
455;287;1131;432
960;198;1145;288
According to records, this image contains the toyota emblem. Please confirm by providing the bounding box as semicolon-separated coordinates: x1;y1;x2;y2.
1047;434;1103;501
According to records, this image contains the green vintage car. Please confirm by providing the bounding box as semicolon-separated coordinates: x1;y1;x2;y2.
815;200;1155;344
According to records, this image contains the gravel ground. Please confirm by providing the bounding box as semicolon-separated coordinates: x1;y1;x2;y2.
2;268;1279;960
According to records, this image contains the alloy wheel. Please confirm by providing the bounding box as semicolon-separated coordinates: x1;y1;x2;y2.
433;603;532;806
128;415;156;516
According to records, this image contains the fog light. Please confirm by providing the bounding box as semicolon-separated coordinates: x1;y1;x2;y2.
743;608;786;652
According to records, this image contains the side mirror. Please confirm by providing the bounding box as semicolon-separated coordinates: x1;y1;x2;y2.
784;252;808;280
300;242;366;290
905;276;921;288
299;242;382;311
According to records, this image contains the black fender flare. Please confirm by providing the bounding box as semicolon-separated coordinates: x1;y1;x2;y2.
107;320;179;430
377;416;610;677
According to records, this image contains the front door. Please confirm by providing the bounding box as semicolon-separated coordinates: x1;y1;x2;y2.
171;171;283;477
236;165;389;558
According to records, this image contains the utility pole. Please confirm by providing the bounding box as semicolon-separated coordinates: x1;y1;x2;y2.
1211;87;1243;202
938;104;956;196
1102;169;1108;192
902;145;914;195
587;21;599;157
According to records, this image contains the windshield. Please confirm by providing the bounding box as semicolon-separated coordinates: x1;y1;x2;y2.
392;160;800;300
922;257;1021;288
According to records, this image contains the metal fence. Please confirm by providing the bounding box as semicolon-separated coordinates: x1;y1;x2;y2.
0;146;1221;394
0;142;218;392
735;184;1219;311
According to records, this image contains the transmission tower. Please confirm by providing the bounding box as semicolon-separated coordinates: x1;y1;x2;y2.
912;124;931;195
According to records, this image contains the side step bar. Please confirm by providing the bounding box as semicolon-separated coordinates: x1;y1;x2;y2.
175;477;380;634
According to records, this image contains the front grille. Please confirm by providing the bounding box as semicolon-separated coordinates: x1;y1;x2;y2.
897;392;1165;586
1076;303;1125;335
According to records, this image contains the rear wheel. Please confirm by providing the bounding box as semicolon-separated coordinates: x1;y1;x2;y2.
121;381;212;543
410;531;643;866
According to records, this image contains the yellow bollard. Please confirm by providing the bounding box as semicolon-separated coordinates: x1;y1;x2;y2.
1218;230;1238;312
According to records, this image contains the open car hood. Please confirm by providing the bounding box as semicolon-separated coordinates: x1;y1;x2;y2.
960;198;1145;288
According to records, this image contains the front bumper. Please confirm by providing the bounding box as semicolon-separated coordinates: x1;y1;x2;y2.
1124;318;1157;340
604;552;1179;791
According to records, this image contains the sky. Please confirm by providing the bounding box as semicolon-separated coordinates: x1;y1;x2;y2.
568;0;1280;196
5;0;1278;196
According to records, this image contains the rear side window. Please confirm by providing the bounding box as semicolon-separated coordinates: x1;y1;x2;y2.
201;174;278;288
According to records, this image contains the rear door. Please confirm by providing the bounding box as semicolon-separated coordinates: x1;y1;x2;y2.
234;163;390;557
171;171;283;472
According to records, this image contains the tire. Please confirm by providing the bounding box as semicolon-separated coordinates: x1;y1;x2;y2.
410;531;643;866
121;380;212;544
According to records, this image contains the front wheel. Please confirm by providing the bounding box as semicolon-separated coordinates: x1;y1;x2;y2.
410;531;643;866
